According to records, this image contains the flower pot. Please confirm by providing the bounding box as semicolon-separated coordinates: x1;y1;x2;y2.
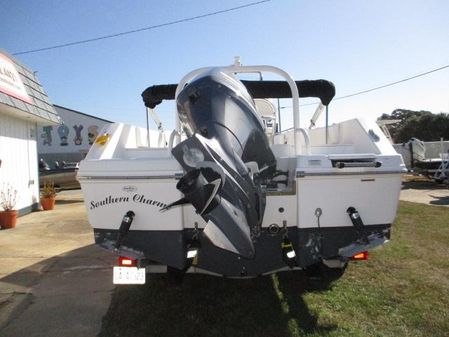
0;210;18;229
41;197;56;211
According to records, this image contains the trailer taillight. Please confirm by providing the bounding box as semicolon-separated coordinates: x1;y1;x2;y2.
351;251;368;260
118;256;137;267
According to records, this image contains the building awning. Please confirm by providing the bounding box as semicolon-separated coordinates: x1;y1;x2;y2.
0;50;60;126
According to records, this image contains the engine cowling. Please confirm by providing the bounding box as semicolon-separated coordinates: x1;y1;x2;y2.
168;70;276;258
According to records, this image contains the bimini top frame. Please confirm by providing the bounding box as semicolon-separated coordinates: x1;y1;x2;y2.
141;58;336;155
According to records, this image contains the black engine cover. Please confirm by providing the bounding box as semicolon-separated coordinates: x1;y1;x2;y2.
171;70;277;258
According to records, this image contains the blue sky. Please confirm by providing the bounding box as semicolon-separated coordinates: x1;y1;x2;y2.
1;0;448;130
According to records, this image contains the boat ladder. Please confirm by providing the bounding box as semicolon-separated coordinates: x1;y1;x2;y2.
433;152;449;183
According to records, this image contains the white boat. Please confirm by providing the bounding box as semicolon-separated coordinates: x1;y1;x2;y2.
78;60;405;283
403;137;449;182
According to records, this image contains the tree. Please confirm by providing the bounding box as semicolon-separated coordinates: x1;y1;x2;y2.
378;109;449;143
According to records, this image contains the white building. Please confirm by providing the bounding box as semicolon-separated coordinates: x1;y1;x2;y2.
0;50;60;215
37;105;112;165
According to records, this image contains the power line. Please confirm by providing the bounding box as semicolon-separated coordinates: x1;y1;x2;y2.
335;64;449;101
287;63;449;108
13;0;271;56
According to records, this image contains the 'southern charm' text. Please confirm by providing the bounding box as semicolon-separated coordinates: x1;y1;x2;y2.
90;194;167;210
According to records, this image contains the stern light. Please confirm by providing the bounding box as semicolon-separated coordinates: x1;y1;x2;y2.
118;256;137;267
351;251;368;261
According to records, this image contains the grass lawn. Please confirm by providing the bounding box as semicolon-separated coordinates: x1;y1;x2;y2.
99;201;449;337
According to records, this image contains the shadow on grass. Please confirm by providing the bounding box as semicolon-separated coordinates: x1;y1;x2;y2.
401;180;447;190
99;271;336;337
429;195;449;206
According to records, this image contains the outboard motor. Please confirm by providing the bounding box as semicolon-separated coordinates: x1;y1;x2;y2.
163;70;276;258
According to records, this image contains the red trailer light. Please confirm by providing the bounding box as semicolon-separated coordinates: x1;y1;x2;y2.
351;251;368;260
118;256;137;267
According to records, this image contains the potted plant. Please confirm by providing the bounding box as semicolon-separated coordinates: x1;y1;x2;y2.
0;184;18;229
40;181;57;211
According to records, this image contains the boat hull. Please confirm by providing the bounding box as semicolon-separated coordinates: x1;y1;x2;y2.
93;223;390;276
80;169;400;276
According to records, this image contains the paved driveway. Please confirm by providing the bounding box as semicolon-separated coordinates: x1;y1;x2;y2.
0;191;115;337
400;180;449;206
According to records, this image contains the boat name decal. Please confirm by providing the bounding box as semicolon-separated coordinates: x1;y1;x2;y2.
89;194;167;210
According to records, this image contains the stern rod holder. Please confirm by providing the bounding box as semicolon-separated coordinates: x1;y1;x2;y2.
346;207;369;244
114;211;136;249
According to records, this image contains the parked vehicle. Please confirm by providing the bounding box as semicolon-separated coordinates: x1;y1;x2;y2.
39;159;80;190
78;61;405;285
